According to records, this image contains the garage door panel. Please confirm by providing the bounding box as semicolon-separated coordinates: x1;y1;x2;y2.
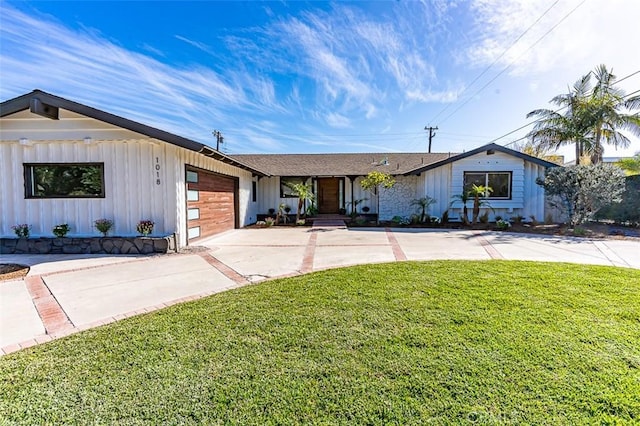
186;168;237;241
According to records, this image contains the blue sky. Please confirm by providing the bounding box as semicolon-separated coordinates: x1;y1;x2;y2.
1;0;638;160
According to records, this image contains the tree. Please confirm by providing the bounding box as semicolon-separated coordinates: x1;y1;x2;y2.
410;196;437;223
527;64;640;165
468;184;493;224
513;140;563;164
450;192;471;225
360;171;395;223
616;153;640;176
536;164;625;226
283;181;315;222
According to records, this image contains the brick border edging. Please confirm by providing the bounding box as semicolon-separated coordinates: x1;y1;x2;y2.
472;231;504;260
0;252;252;356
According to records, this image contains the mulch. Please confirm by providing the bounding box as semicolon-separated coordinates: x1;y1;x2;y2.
0;264;30;282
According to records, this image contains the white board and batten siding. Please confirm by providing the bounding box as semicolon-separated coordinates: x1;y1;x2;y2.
418;152;547;221
1;111;254;246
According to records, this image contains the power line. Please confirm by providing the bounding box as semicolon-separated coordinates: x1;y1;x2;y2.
428;0;560;125
437;0;587;127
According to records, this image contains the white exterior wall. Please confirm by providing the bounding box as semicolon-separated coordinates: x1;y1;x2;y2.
416;152;549;222
1;111;255;245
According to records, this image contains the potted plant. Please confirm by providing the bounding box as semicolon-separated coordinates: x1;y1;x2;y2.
362;206;370;213
136;220;154;236
94;218;114;236
52;223;70;238
268;208;276;215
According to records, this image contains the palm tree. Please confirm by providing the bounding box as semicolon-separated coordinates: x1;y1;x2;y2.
527;73;593;165
410;196;437;223
468;185;493;224
527;64;640;165
585;65;640;164
284;181;315;222
450;192;471;226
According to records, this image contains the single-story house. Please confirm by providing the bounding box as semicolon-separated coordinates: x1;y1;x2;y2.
1;90;560;251
233;144;560;223
1;90;268;248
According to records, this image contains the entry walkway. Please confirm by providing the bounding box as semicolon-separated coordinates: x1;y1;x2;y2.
1;228;639;355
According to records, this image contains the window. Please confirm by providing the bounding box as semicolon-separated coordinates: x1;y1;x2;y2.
463;172;511;199
252;181;257;202
186;170;198;183
24;163;105;198
280;177;305;198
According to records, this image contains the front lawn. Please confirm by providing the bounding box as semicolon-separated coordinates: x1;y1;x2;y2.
1;261;639;424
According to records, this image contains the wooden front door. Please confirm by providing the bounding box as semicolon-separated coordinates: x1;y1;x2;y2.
317;178;340;213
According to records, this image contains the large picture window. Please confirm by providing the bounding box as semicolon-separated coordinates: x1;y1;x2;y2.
280;177;305;198
463;171;511;199
24;163;105;198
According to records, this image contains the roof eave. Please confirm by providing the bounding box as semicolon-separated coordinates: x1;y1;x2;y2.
1;90;269;177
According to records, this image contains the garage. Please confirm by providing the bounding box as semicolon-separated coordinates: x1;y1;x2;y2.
185;166;238;242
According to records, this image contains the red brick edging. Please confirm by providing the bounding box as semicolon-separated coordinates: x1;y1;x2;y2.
473;232;504;259
301;233;318;273
385;228;407;261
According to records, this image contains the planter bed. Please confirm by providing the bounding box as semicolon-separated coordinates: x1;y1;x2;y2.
0;235;177;255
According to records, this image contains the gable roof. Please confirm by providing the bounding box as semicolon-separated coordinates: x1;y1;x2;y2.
403;143;561;175
230;152;455;177
0;90;268;176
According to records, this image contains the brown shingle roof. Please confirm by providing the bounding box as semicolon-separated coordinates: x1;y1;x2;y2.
229;152;456;176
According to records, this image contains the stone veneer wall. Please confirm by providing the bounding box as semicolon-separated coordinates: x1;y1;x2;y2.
378;175;418;221
0;236;176;255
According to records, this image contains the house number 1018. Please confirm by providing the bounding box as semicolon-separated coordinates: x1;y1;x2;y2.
155;157;161;185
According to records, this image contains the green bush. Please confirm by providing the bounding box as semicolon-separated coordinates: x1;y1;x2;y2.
595;175;640;226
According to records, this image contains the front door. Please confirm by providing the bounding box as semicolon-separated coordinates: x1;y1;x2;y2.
317;178;340;213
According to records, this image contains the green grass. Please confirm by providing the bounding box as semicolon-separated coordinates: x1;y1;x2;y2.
1;261;640;424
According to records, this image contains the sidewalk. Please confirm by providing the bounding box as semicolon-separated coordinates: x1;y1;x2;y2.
2;228;639;355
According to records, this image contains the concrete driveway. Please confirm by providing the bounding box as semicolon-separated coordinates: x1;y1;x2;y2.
2;227;639;355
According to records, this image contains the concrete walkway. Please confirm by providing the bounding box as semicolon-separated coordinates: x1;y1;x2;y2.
1;228;639;355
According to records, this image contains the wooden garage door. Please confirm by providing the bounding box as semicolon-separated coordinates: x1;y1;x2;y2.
186;167;238;241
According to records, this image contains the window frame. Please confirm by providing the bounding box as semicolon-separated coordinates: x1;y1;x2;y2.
24;162;106;199
463;171;512;200
280;177;306;198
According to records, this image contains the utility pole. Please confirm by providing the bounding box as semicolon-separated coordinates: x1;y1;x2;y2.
424;126;438;153
212;130;224;151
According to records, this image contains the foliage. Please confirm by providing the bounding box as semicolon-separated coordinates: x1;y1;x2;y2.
11;224;31;238
283;181;315;222
255;220;267;227
264;217;275;227
450;192;471;225
513;140;563;164
441;210;449;224
410;196;437;223
360;171;396;192
496;219;511;230
595;175;640;226
52;224;70;238
136;220;154;236
276;203;290;224
391;216;410;225
527;64;640;165
479;211;489;224
94;219;114;236
537;164;626;226
29;164;103;197
346;198;368;215
510;215;525;224
616;153;640;176
1;261;639;424
468;184;493;224
296;219;306;226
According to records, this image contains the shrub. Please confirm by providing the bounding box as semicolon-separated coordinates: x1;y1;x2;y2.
391;216;410;225
264;217;275;227
537;164;626;226
496;219;510;231
430;216;441;225
296;219;306;226
479;211;489;224
441;210;449;224
11;224;31;238
52;224;70;238
256;220;267;227
94;219;114;236
594;175;640;226
511;215;524;224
